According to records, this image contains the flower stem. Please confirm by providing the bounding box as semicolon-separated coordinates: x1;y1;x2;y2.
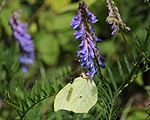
120;32;133;58
28;3;46;24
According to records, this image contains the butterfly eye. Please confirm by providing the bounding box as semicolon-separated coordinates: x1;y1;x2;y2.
69;78;74;84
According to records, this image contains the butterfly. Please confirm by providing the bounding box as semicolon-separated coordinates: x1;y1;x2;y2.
54;75;98;113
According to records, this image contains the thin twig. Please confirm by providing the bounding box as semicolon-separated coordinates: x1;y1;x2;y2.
120;32;133;58
28;3;46;24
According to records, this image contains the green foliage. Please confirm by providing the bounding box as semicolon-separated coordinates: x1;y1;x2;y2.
96;22;150;120
0;0;150;120
3;25;150;120
4;65;71;119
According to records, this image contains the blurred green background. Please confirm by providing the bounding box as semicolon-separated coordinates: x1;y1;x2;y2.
0;0;150;120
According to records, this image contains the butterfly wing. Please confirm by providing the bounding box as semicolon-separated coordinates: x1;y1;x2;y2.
54;77;98;113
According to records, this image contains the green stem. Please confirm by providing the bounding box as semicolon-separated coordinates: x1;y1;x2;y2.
20;95;55;120
146;1;150;8
28;3;46;24
121;32;133;58
119;55;143;92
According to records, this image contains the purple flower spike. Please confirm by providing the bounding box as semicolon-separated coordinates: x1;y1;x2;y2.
87;11;98;24
106;0;130;35
71;1;105;78
71;13;82;30
9;10;34;73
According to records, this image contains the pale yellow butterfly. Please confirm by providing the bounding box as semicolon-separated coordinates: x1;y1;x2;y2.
54;76;98;113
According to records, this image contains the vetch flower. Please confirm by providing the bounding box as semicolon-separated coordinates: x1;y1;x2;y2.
71;1;105;78
106;0;130;35
9;10;34;73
